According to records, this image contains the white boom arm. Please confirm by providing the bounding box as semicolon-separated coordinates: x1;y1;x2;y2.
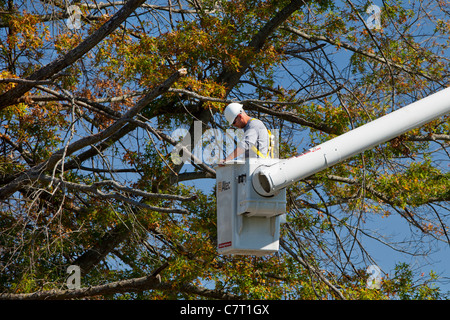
252;87;450;197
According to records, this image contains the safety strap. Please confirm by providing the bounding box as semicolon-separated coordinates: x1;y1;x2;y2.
249;118;274;159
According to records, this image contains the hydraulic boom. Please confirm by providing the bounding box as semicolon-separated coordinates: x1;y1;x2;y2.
252;86;450;197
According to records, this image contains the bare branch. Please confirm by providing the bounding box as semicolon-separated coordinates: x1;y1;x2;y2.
283;26;438;82
0;68;187;201
37;175;195;214
407;134;450;142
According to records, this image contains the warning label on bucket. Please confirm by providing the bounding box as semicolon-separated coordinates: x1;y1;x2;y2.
218;241;232;249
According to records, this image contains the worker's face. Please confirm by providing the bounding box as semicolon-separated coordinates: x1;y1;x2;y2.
232;114;244;128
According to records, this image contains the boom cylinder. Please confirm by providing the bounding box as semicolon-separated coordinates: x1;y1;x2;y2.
252;86;450;197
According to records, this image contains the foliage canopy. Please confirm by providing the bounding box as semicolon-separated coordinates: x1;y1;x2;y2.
0;0;449;300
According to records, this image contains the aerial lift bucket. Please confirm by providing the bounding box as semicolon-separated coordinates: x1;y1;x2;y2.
215;158;286;256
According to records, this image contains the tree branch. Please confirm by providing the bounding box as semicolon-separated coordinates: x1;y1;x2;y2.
37;175;195;214
0;0;147;110
283;26;438;82
406;133;450;142
0;261;240;300
0;68;187;201
219;0;311;92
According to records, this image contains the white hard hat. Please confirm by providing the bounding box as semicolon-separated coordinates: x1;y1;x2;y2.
224;103;243;124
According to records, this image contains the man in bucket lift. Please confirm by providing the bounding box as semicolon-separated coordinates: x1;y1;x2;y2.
219;103;273;165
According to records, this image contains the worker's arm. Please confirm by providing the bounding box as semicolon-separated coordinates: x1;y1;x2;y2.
219;146;245;166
